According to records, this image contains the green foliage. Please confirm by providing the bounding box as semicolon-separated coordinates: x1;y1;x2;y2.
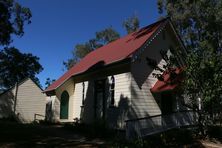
123;14;140;34
158;0;222;52
0;0;32;46
96;27;120;45
63;27;120;70
45;78;55;89
156;0;222;127
0;47;43;89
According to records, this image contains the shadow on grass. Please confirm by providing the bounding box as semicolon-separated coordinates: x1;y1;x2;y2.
63;122;206;148
0;120;106;147
109;128;205;148
0;120;208;147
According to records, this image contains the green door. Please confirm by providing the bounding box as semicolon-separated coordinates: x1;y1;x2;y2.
60;91;69;119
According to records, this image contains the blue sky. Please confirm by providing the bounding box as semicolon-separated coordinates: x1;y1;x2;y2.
11;0;160;88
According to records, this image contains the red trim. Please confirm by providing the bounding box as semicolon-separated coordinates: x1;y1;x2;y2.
150;68;183;93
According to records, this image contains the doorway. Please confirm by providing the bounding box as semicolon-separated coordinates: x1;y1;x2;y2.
94;79;106;119
60;91;69;119
161;92;173;115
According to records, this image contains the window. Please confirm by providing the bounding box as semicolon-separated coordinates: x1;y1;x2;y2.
82;82;85;106
110;76;115;106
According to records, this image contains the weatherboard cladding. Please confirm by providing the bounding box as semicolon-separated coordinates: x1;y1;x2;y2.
45;19;168;92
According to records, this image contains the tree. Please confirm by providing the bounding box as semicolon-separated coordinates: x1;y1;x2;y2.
45;78;55;89
95;27;120;45
63;27;120;70
154;0;222;134
123;15;140;34
0;47;43;89
64;16;141;70
64;15;140;70
0;0;32;46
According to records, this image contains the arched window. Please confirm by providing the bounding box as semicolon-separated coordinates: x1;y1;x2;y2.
110;76;115;106
82;82;85;106
60;91;69;119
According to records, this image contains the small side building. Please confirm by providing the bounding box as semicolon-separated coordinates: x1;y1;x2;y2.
0;78;46;123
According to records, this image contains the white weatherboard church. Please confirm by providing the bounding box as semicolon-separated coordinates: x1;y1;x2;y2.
44;18;197;138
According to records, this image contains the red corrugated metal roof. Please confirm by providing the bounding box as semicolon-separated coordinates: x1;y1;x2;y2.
45;19;167;93
150;68;183;93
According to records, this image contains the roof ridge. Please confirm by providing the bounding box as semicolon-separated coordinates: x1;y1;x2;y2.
68;18;169;71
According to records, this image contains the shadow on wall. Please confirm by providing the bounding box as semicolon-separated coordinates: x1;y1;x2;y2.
81;80;94;124
0;91;14;119
45;97;60;123
80;78;132;129
131;41;163;90
107;94;130;129
53;97;61;122
0;91;26;123
129;37;166;118
45;100;53;122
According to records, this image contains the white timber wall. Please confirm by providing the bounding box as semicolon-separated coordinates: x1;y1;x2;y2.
112;73;131;107
46;95;59;122
72;81;86;120
55;78;74;122
106;73;131;129
130;27;179;118
71;72;131;127
0;78;47;123
15;79;46;123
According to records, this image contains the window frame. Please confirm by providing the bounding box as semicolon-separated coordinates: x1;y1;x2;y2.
109;76;115;107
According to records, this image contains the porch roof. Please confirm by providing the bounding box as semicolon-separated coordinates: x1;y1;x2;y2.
45;19;168;93
150;68;183;93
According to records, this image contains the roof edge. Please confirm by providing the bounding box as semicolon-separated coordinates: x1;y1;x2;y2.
44;57;131;94
0;77;43;96
44;18;170;93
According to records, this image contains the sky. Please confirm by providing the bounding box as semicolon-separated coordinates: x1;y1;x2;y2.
11;0;160;88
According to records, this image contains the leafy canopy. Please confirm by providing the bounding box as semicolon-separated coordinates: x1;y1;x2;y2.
156;0;222;124
64;15;140;70
0;0;31;46
0;47;43;89
63;27;120;70
123;14;140;34
45;78;56;89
